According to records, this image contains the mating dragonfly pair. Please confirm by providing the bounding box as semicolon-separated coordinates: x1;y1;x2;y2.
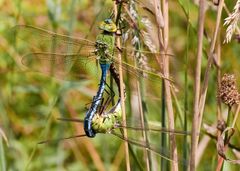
12;18;189;164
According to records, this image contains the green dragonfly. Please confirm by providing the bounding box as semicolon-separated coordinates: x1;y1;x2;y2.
39;63;189;166
11;18;173;138
39;86;190;166
42;86;190;166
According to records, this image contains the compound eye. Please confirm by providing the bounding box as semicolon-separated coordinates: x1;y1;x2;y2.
105;18;112;24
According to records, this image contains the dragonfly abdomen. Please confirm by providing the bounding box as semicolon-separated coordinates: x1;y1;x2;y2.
84;63;111;137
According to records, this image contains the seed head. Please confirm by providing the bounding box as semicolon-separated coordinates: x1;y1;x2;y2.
224;0;240;43
218;74;240;107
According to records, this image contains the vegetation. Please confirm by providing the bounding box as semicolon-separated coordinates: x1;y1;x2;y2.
1;0;240;170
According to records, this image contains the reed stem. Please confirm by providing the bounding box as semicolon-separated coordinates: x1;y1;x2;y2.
190;0;206;170
159;1;179;170
114;2;131;171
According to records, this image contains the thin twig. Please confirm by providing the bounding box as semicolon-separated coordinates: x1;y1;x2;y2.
198;0;225;133
216;26;223;171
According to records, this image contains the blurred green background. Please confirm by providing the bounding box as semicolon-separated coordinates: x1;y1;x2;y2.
1;0;240;170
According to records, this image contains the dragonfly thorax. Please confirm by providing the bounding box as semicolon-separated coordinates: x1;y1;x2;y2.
95;33;115;65
95;41;109;54
91;100;122;134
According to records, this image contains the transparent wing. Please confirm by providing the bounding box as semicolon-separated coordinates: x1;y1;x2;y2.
112;46;175;83
21;52;97;80
116;58;172;82
111;131;188;166
11;25;96;52
10;25;98;80
11;25;174;82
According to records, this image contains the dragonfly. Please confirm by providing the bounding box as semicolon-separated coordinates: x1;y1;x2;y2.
11;18;174;138
39;63;189;166
40;85;190;166
38;87;190;166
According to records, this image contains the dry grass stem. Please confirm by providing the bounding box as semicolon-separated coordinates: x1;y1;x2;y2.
216;34;222;120
190;0;206;170
231;103;240;128
154;0;179;170
114;3;131;171
197;0;225;136
190;1;225;170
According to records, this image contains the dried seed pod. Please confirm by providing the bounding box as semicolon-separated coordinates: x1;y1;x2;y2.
218;74;240;107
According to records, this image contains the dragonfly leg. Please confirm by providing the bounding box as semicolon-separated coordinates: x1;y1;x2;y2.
97;79;117;116
85;95;104;111
103;79;116;99
87;83;114;115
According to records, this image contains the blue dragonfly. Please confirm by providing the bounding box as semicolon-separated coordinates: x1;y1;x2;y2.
39;83;190;167
11;18;174;138
39;69;190;166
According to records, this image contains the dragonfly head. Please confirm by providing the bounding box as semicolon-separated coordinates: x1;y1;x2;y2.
99;18;117;33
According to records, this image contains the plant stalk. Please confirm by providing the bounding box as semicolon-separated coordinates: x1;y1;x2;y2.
154;0;179;170
114;2;131;171
190;0;206;170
